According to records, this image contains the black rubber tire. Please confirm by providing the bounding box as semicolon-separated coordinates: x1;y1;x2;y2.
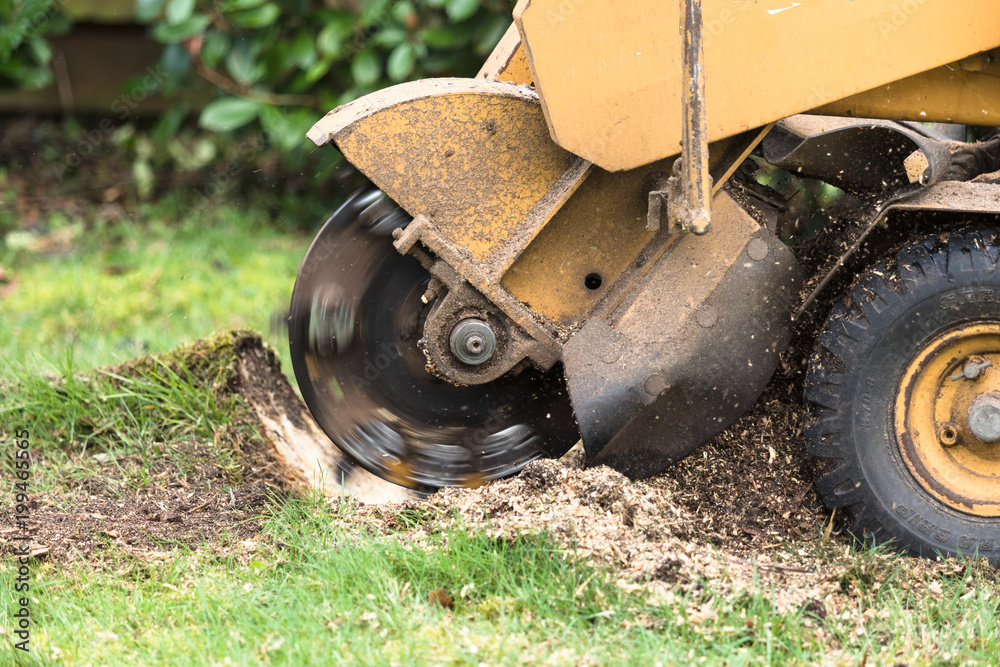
805;229;1000;565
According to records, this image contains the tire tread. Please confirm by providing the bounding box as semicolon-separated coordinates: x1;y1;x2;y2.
805;229;1000;563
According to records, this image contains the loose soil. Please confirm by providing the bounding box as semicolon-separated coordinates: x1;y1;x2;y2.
2;331;408;565
8;329;828;570
355;369;847;614
7;331;992;623
6;468;272;564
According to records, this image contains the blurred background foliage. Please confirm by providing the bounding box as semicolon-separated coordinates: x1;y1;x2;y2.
139;0;514;154
0;0;516;371
1;0;69;92
0;0;516;221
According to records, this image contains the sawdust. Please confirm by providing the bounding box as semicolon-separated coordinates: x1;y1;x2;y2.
7;330;993;627
351;365;989;615
347;366;832;610
646;379;822;549
357;425;988;619
6;328;824;577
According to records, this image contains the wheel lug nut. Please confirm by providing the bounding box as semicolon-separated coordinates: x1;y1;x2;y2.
950;356;992;381
938;422;960;447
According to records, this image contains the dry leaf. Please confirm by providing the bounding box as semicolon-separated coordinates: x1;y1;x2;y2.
427;589;454;609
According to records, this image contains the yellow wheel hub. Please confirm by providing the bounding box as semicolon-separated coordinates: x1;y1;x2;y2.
895;322;1000;517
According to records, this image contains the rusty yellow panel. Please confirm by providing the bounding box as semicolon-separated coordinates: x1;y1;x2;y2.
814;61;1000;126
514;0;1000;172
502;162;667;325
308;79;574;262
501;129;770;325
492;43;533;85
477;23;533;85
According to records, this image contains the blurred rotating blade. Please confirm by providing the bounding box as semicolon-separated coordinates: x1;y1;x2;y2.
288;186;579;489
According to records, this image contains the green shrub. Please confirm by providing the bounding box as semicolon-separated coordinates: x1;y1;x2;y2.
141;0;516;155
0;0;69;91
1;1;516;207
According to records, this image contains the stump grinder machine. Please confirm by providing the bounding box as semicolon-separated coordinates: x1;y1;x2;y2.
289;0;1000;563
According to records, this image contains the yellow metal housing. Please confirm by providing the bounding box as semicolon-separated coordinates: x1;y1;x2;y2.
514;0;1000;171
308;78;578;264
815;53;1000;125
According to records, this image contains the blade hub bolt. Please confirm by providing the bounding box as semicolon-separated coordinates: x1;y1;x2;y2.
450;319;497;366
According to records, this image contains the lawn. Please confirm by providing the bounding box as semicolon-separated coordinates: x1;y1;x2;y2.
1;144;998;666
1;328;997;665
0;194;304;378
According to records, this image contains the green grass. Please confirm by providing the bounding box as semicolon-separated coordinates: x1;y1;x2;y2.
2;498;998;666
0;330;258;501
0;502;634;665
0;198;306;377
1;183;998;666
6;357;230;448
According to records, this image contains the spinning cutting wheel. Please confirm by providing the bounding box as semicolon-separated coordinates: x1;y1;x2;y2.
288;188;579;490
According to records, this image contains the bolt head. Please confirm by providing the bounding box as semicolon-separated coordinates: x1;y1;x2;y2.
449;319;497;366
968;394;1000;443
